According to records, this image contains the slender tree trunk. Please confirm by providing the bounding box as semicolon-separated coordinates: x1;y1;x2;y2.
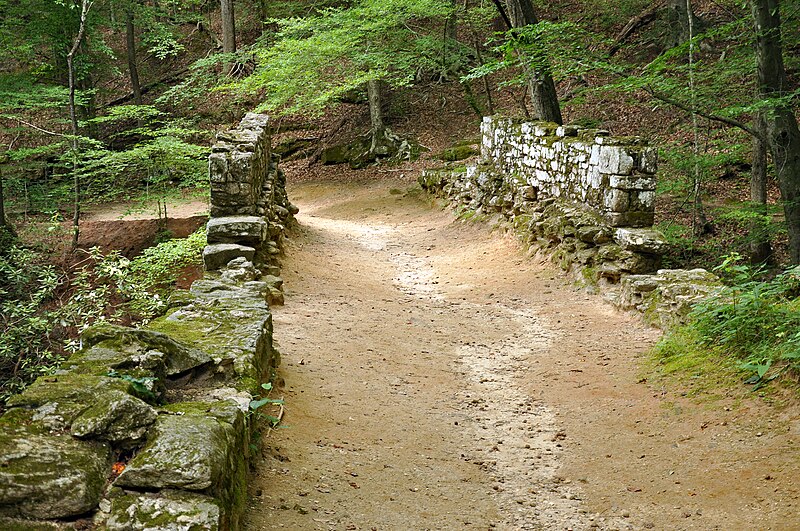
68;0;92;251
258;0;268;27
751;0;800;264
750;113;772;263
0;162;8;231
0;161;14;250
474;39;495;115
221;0;236;74
125;8;142;106
441;0;458;78
504;0;562;124
367;79;386;155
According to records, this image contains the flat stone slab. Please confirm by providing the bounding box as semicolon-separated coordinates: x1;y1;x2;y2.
207;216;267;245
106;489;223;531
202;243;255;271
0;420;111;519
79;323;213;378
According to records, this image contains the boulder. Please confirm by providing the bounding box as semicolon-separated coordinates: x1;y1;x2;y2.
105;490;223;531
0;421;111;519
114;413;234;491
202;243;256;271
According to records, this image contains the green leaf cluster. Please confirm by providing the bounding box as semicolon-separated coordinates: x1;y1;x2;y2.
657;257;800;390
234;0;455;115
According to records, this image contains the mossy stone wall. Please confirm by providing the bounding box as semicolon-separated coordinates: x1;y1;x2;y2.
0;114;295;530
421;117;721;328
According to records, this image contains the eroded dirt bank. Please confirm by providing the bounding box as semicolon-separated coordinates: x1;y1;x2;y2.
244;179;800;531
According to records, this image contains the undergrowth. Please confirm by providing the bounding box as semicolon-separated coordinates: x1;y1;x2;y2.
655;254;800;395
0;228;206;405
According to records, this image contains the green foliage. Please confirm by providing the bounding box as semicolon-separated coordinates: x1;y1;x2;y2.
657;256;800;391
464;21;610;89
88;228;207;320
0;246;64;403
235;0;455;115
0;229;205;404
249;382;283;427
106;370;160;403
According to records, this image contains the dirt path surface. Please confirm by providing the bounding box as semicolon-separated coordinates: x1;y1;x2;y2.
244;179;800;531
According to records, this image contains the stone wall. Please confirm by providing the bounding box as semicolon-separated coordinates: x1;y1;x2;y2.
0;114;295;529
421;117;722;326
481;116;658;227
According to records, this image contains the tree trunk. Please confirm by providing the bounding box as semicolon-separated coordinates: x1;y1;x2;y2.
125;8;143;106
367;79;385;155
0;167;5;230
221;0;236;74
750;113;772;263
751;0;800;264
504;0;563;124
666;0;704;48
0;162;15;250
68;0;92;251
441;0;458;78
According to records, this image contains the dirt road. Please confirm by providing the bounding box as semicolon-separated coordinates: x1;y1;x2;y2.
244;179;800;530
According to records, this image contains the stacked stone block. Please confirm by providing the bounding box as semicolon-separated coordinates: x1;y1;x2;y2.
0;114;295;529
205;113;298;277
481;117;658;227
421;117;722;327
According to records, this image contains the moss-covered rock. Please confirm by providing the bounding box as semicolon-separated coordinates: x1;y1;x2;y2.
148;296;274;395
6;374;133;430
115;413;233;491
435;144;479;162
70;390;157;447
105;489;223;531
79;323;213;379
0;425;111;519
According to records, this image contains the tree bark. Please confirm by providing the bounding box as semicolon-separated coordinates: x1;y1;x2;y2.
751;0;800;264
0;167;5;230
68;0;93;251
504;0;563;124
750;113;772;263
367;79;385;155
125;8;142;106
666;0;704;48
221;0;236;74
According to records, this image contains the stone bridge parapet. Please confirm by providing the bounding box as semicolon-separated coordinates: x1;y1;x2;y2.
421;116;722;327
0;114;295;529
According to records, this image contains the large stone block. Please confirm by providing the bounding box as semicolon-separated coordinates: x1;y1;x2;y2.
206;216;267;245
115;414;233;491
614;228;669;255
106;490;223;531
70;390;157;447
79;323;213;378
6;374;134;431
0;418;111;519
202;243;256;271
598;146;635;175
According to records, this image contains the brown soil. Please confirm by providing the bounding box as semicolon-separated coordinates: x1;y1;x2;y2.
77;198;209;257
244;177;800;531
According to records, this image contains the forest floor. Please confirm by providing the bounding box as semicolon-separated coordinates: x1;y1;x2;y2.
243;175;800;531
